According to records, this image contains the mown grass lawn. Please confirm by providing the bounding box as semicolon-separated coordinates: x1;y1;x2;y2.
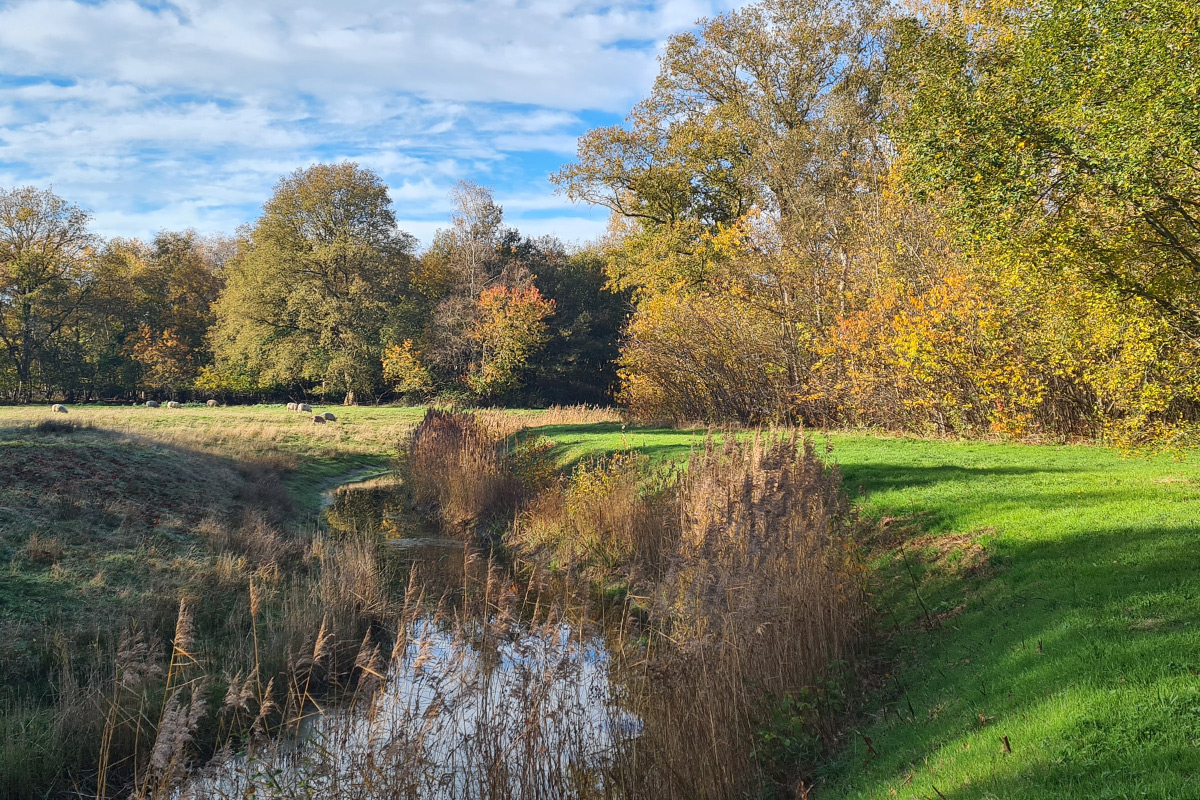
535;425;1200;799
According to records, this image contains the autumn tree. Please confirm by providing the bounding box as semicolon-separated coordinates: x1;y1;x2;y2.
392;183;571;401
211;163;417;404
465;285;555;399
0;187;98;402
891;0;1200;336
62;231;226;399
446;180;505;297
382;339;433;398
554;0;888;419
127;325;195;394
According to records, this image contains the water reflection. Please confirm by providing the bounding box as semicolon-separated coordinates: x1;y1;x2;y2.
326;475;479;598
181;476;633;799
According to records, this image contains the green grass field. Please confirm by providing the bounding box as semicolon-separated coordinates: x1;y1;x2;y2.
528;424;1200;799
3;405;1197;798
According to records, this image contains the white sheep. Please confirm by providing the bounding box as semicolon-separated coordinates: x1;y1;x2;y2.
297;403;312;414
322;411;337;422
167;401;182;409
286;402;297;412
51;404;68;414
145;400;160;408
311;414;327;424
207;399;218;407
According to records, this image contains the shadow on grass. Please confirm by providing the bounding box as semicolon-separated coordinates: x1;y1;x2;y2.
839;462;1079;495
827;450;1200;800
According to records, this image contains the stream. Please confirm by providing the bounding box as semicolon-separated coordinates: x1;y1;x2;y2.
180;474;633;799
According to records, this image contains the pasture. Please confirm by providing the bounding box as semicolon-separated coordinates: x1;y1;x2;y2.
2;405;1198;798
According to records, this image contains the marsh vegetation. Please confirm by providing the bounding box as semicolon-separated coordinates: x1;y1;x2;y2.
0;404;866;799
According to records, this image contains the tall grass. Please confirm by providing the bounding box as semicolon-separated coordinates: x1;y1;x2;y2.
410;412;866;798
623;434;865;798
1;517;391;800
175;565;630;800
5;408;862;799
406;408;521;531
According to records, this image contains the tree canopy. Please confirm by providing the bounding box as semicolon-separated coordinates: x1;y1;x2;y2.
210;163;418;404
0;187;98;402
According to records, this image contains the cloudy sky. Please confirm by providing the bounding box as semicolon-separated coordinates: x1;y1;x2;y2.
0;0;739;247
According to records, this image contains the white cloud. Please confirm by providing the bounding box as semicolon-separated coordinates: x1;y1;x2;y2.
0;0;743;240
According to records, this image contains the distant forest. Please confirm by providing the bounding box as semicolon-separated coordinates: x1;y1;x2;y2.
3;0;1198;444
0;173;628;408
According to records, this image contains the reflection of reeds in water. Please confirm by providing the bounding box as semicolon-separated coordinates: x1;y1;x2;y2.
179;565;633;800
406;408;521;531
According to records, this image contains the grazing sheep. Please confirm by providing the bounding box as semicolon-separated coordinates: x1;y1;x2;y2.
145;400;160;408
322;411;337;422
311;414;327;424
206;399;218;407
167;401;182;409
51;404;68;414
286;402;297;411
298;403;312;413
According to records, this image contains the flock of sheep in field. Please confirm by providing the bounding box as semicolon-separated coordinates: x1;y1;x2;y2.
48;401;338;424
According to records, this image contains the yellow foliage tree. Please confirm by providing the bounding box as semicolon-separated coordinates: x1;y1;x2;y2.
382;339;433;397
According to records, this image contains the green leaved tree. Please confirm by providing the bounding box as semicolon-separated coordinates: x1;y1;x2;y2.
210;163;417;404
0;187;98;402
891;0;1200;335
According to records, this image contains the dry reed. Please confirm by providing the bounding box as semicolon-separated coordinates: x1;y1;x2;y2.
10;408;862;800
406;408;520;531
406;414;866;798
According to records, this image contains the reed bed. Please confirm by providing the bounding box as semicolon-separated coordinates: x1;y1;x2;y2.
409;411;867;798
176;564;631;800
405;408;522;531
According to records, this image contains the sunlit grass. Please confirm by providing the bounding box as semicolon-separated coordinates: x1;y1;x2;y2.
532;426;1200;799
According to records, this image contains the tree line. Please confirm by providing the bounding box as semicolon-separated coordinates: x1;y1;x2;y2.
4;0;1198;442
0;168;627;406
553;0;1200;443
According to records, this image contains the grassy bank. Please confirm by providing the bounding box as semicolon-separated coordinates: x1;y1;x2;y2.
0;403;428;798
529;425;1200;799
0;403;427;674
821;436;1200;799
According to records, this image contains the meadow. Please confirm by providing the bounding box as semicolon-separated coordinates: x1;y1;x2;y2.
526;424;1200;798
2;404;1198;798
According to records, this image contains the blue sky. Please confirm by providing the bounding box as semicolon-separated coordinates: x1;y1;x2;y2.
0;0;740;248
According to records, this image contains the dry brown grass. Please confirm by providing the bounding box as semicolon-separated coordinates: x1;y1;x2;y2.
74;528;392;800
22;531;65;565
0;404;423;469
0;405;415;800
406;408;520;530
474;404;623;433
404;413;867;798
624;433;865;798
